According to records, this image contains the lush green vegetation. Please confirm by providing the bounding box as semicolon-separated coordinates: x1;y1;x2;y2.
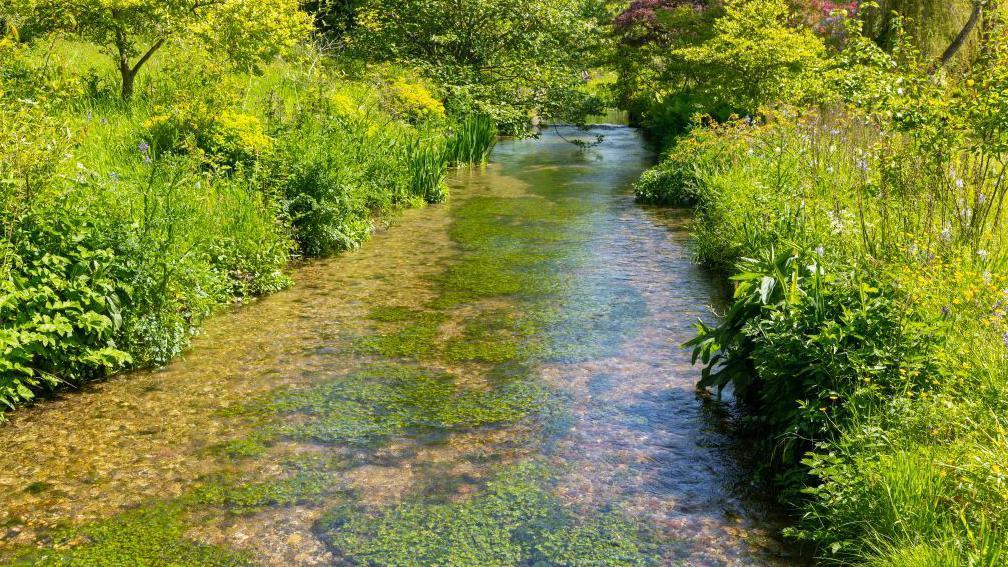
619;0;1008;563
317;463;655;566
0;0;604;414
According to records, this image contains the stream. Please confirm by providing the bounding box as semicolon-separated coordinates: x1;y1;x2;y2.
0;125;797;566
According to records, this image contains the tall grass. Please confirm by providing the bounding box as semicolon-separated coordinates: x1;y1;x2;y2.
445;114;497;166
405;134;449;204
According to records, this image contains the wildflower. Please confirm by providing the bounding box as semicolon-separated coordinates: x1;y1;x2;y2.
979;193;988;205
826;166;835;174
941;306;950;317
1002;331;1008;349
109;172;118;182
955;178;965;189
830;129;840;136
815;246;825;257
908;243;918;256
138;141;152;164
100;117;108;125
897;88;904;96
856;158;868;173
940;226;952;242
978;249;989;261
961;208;972;222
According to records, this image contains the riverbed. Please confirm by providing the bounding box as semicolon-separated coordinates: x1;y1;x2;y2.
0;125;795;566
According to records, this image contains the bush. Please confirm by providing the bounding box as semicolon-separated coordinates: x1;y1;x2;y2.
1;208;132;408
144;105;272;168
388;78;445;123
635;118;747;207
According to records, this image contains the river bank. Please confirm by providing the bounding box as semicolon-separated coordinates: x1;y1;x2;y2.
1;126;798;566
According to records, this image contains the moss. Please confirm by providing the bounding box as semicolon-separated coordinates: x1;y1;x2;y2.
212;429;275;459
440;310;532;364
354;308;446;359
274;364;554;447
10;504;250;567
24;481;52;495
316;463;656;566
194;471;333;513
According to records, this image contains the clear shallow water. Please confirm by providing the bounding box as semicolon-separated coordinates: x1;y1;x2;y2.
0;126;798;566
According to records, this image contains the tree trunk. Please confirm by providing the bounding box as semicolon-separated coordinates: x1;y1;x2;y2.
117;38;165;100
936;1;983;71
120;64;136;100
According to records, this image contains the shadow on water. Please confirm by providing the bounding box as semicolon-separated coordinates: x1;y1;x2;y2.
0;124;803;566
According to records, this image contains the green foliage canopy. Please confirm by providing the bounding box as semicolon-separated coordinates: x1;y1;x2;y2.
25;0;312;99
351;0;606;133
674;0;827;115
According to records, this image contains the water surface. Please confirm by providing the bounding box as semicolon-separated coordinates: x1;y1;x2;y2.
0;126;795;566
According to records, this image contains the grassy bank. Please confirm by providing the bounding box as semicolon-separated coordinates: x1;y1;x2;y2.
620;0;1008;564
0;37;498;414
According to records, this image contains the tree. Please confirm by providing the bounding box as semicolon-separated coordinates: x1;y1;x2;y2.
302;0;363;41
610;1;723;133
675;0;826;114
351;0;606;133
28;0;312;100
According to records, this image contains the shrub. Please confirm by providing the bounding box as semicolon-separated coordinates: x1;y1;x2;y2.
1;208;133;408
388;78;445;123
635;117;748;207
273;117;409;257
144;104;272;168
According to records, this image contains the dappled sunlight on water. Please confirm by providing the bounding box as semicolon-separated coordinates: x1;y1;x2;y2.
0;126;798;566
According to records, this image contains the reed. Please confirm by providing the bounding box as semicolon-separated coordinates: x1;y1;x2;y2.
445;114;497;166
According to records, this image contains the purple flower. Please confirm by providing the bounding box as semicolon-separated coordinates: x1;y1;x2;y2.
1002;331;1008;349
138;141;152;164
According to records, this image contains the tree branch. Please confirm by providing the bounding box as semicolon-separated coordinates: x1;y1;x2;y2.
936;1;983;71
131;38;165;75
